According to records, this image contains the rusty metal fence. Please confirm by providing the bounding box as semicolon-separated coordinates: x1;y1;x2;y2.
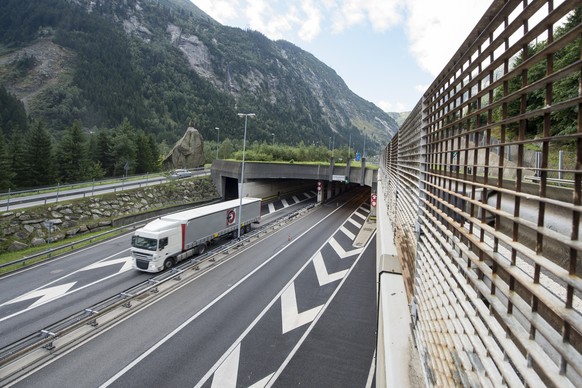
380;0;582;386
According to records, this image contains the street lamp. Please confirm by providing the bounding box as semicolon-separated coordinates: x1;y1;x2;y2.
215;127;220;160
237;113;255;239
271;133;275;145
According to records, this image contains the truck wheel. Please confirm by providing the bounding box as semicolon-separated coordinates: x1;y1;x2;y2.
197;243;206;255
163;258;174;270
245;224;251;233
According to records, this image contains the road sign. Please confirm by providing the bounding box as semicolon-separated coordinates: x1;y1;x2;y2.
371;193;377;207
317;181;322;192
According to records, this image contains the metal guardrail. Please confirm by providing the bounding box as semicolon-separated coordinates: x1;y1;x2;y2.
380;0;582;386
0;202;317;383
0;168;208;211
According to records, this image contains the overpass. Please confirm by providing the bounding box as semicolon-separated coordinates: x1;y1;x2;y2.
211;159;377;201
212;0;582;386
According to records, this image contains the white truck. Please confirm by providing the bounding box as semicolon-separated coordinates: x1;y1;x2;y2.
131;198;261;272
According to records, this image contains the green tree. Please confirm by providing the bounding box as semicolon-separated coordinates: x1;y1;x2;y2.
8;131;27;188
135;131;159;174
57;120;89;183
0;131;12;189
25;121;55;187
93;129;114;176
110;119;136;176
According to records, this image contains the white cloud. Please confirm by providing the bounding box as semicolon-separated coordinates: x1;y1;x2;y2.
377;100;407;113
404;0;491;76
193;0;241;24
331;0;402;34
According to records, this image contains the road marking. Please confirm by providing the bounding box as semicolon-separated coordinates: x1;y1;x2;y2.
194;198;368;388
110;199;352;388
354;211;367;220
282;199;289;208
313;251;348;286
266;231;376;387
249;373;275;388
80;256;133;273
212;343;240;388
329;237;363;259
268;203;275;213
281;283;323;334
292;196;300;203
340;226;355;241
4;282;77;309
348;218;362;228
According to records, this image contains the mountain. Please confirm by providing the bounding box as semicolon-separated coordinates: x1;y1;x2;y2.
0;0;398;153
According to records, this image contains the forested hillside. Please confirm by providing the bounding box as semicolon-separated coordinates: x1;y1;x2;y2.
0;0;403;190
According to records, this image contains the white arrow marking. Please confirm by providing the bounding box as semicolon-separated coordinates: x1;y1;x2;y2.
80;256;133;273
212;343;240;388
282;199;289;208
281;283;322;334
248;373;275;388
347;218;362;228
4;282;77;309
340;226;355;241
329;238;363;259
268;203;275;213
313;251;348;286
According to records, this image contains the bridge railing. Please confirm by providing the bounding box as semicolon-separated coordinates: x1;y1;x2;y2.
380;0;582;386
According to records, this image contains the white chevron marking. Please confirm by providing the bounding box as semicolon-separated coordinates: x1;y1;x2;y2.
281;283;322;334
212;343;240;388
81;256;133;273
329;237;363;259
268;203;275;213
353;211;367;220
359;206;370;213
282;199;289;208
4;282;77;309
292;195;300;203
313;251;348;286
340;226;355;241
248;373;275;388
347;218;362;228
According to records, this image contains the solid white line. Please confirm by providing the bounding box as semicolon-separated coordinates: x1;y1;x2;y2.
266;231;376;387
365;350;376;388
104;200;351;388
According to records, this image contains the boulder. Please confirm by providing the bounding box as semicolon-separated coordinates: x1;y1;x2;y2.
162;126;205;170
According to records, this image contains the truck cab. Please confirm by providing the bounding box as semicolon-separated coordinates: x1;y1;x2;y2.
131;219;181;272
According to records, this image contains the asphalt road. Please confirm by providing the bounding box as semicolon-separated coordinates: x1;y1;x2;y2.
0;191;316;349
3;187;377;387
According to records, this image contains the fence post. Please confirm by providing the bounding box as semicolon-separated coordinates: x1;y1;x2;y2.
558;150;564;180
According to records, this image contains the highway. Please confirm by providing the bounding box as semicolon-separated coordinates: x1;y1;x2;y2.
0;170;209;211
1;188;377;387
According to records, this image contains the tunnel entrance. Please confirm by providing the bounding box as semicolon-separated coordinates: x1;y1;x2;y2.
224;177;239;200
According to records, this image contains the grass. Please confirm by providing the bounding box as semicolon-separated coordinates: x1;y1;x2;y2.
0;226;124;275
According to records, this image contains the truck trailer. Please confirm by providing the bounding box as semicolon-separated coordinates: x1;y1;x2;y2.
131;198;261;272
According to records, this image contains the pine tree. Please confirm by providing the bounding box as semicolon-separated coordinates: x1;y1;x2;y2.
57;120;89;183
25;121;54;187
0;131;12;190
8;131;28;189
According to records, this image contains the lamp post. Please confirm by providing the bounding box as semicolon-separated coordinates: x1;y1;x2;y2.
272;133;275;145
215;127;220;160
237;113;255;239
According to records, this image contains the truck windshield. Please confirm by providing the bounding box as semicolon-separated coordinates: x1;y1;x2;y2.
132;236;157;251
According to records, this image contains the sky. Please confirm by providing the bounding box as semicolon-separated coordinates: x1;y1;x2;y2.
190;0;493;113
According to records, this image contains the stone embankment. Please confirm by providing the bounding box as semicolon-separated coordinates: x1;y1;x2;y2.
0;177;219;253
